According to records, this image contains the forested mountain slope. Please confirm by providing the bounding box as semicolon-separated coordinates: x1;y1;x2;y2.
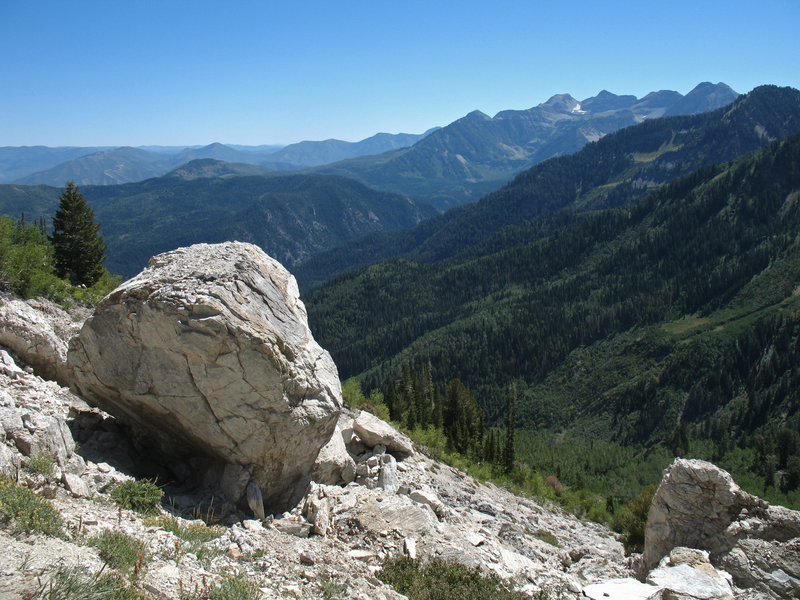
305;126;800;505
295;85;800;290
0;173;435;278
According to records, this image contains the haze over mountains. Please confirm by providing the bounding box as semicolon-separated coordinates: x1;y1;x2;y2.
3;131;436;187
0;82;747;287
312;82;738;208
3;83;736;210
295;85;797;288
0;170;435;277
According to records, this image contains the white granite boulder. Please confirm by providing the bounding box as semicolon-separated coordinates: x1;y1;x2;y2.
67;242;342;510
352;410;413;455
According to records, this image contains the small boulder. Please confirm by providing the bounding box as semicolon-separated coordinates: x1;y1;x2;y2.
312;417;356;486
377;453;399;493
409;488;446;519
582;578;660;600
646;547;734;599
352;411;413;455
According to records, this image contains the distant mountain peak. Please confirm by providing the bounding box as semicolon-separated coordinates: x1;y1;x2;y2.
201;142;234;150
464;110;492;121
663;82;739;117
581;90;638;113
540;94;580;113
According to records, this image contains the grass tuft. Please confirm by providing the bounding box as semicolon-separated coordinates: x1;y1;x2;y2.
90;529;149;575
110;479;163;515
143;514;223;543
0;474;62;535
31;565;151;600
24;452;56;480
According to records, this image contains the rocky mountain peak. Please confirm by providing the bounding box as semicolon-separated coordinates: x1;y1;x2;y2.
539;93;581;114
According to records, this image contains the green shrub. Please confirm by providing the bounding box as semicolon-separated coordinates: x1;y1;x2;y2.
614;484;657;554
342;378;391;421
90;529;149;575
378;556;529;600
24;452;56;479
111;479;163;515
0;474;62;535
531;531;561;547
0;214;119;305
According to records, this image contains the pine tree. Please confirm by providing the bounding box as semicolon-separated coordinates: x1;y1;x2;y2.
51;181;106;286
503;383;517;474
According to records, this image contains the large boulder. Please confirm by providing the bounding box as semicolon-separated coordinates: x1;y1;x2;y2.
644;458;800;599
643;459;766;570
67;242;342;510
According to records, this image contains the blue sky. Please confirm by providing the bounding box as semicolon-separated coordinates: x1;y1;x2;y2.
1;0;798;147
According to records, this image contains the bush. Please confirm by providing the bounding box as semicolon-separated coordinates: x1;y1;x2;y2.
111;479;163;515
0;474;62;535
143;514;223;543
0;214;119;304
614;484;657;554
90;529;149;575
378;556;529;600
24;452;56;480
342;378;391;421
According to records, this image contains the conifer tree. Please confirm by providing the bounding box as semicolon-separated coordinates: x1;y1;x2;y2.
503;384;517;473
51;181;107;286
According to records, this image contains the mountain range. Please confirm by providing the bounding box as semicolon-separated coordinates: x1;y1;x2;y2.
301;85;800;501
3;84;736;207
295;85;800;289
2;81;800;512
2;130;435;187
311;82;739;208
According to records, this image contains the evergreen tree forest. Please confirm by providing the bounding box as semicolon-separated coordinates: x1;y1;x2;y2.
308;127;800;510
345;362;515;474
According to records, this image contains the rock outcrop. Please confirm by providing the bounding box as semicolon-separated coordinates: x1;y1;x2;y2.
67;242;342;510
643;458;800;599
643;458;766;570
0;295;86;383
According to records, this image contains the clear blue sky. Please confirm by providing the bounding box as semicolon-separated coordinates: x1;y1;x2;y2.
1;0;798;147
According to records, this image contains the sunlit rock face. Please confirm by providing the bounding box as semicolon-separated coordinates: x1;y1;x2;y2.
68;241;342;510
